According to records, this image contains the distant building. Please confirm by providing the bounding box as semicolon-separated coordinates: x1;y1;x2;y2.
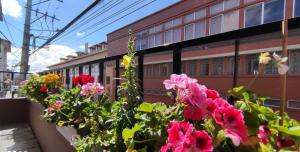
48;42;108;89
0;39;11;90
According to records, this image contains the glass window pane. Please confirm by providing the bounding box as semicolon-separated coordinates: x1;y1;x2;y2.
173;18;182;27
213;58;224;75
155;33;162;46
246;54;259;75
289;49;300;74
173;27;181;43
295;0;300;17
184;23;194;40
195;20;206;38
210;15;223;35
164;21;173;29
224;0;240;10
184;13;194;23
244;0;256;4
187;61;197;76
245;4;262;27
164;30;172;43
224;10;239;32
200;60;209;75
155;25;163;32
149;26;155;34
141;38;148;50
264;0;284;24
148;35;155;48
195;9;206;20
210;2;223;14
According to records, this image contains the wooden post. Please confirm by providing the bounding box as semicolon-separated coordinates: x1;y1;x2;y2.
279;20;288;126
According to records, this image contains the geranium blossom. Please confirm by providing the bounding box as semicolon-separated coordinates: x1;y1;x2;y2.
80;82;104;96
206;89;219;100
187;130;213;152
163;74;197;90
214;106;247;146
183;105;205;120
276;137;295;149
180;82;207;107
40;85;48;92
47;101;64;113
257;125;270;145
72;74;94;86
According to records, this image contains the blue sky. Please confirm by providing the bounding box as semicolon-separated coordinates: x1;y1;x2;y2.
0;0;179;72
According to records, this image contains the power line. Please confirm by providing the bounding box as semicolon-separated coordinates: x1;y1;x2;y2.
73;0;156;43
3;17;19;48
32;0;103;55
53;0;120;43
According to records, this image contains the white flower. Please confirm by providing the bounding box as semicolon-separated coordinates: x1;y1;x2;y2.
259;52;271;65
273;53;289;75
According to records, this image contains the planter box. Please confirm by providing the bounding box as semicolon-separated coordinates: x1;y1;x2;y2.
29;101;75;152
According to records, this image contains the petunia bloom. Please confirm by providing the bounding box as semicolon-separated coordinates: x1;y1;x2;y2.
214;106;248;146
273;53;289;75
80;82;104;96
47;101;64;113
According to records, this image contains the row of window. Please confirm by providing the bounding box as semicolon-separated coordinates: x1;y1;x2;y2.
136;0;300;51
144;50;300;77
264;99;300;109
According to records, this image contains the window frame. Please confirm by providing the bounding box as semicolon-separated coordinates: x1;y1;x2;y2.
263;99;280;107
287;100;300;110
184;23;195;40
294;0;300;17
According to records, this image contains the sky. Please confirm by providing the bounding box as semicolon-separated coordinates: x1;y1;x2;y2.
0;0;180;72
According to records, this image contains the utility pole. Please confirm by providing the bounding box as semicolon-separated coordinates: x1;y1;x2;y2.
20;0;32;79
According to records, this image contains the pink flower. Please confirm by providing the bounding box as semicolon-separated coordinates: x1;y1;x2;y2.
167;121;193;147
53;101;64;109
214;98;230;108
183;105;205;120
47;107;54;113
163;74;197;90
206;89;219;100
214;107;248;146
181;82;207;107
276;137;295;149
160;143;173;152
80;82;104;96
257;125;270;145
187;130;213;152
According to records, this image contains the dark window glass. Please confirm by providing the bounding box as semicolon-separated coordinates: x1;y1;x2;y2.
295;0;300;17
160;63;169;76
246;55;259;75
264;0;284;24
200;60;209;75
153;64;159;76
289;49;300;74
187;61;197;76
213;58;224;75
245;4;262;27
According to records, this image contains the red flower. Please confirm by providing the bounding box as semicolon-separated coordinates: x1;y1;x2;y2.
40;85;48;92
72;74;94;86
187;130;213;152
47;107;54;113
47;101;64;113
276;138;295;149
214;106;248;146
167;121;193;147
206;89;219;100
183;105;205;120
257;125;270;145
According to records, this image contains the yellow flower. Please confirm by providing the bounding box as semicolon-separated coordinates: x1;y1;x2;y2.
43;74;62;86
122;55;132;69
259;52;271;65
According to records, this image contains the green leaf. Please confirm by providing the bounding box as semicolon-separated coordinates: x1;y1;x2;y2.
271;125;300;137
122;124;142;142
137;102;155;113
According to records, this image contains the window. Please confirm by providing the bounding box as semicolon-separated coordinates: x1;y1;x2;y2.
224;10;239;32
149;27;155;34
164;21;173;29
264;99;280;107
228;57;235;75
210;2;223;14
245;4;262;27
264;0;284;24
155;25;163;32
244;0;256;4
155;33;162;46
145;65;153;76
173;28;181;43
184;13;194;23
213;58;224;75
289;49;300;74
187;61;197;76
210;15;223;35
181;62;186;74
184;23;194;40
200;60;209;75
195;9;206;20
195;20;206;38
153;64;159;76
160;63;169;76
164;30;172;44
246;55;259;75
173;18;182;27
224;0;240;10
148;35;155;48
136;31;148;50
288;100;300;109
295;0;300;17
265;61;278;74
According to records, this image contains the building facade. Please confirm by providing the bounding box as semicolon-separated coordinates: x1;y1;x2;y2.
47;0;300;119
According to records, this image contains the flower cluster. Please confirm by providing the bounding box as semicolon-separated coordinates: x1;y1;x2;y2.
163;74;248;148
161;121;213;152
80;82;104;96
259;52;289;75
72;74;94;86
43;74;62;84
47;101;64;113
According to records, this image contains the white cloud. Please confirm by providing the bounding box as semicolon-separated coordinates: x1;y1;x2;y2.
2;0;22;18
7;45;77;73
76;32;85;36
